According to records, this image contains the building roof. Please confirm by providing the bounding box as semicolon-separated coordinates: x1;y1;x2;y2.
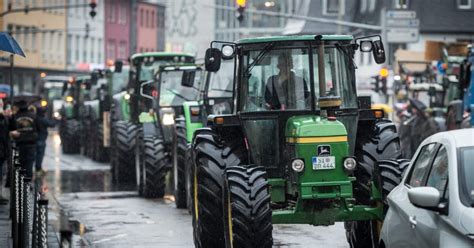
236;35;353;44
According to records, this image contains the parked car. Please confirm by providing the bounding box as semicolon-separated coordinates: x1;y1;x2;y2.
380;129;474;248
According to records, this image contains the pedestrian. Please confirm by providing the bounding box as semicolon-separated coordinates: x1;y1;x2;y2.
35;104;56;176
0;99;11;204
9;99;39;179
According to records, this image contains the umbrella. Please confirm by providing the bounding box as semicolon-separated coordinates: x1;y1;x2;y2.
0;32;25;57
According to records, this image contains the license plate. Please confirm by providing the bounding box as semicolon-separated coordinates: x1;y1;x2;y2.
312;156;336;170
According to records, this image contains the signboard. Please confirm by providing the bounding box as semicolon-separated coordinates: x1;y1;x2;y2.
386;10;419;43
387;28;419;43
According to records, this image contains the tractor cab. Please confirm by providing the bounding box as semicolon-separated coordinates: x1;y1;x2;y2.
192;35;405;248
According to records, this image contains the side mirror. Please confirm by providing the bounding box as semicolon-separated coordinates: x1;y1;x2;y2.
140;80;156;100
408;187;445;212
114;60;123;73
181;70;196;87
205;48;222;72
372;40;386;64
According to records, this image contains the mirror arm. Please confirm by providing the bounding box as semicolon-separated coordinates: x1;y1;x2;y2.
140;80;155;100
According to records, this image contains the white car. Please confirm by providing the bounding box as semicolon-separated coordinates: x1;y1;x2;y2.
380;129;474;248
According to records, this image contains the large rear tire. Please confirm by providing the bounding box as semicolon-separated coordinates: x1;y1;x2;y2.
141;136;169;198
192;128;246;248
345;120;402;248
223;165;272;248
60;119;80;154
174;118;187;208
377;159;410;203
112;121;138;183
185;145;193;214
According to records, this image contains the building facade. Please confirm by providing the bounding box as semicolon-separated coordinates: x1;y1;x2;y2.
0;0;67;93
104;0;131;64
67;0;105;72
135;1;160;53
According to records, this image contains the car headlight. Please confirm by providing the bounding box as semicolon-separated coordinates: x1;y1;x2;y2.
291;159;305;172
162;113;175;125
343;157;357;172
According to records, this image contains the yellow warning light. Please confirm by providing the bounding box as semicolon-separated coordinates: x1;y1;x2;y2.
40;100;48;107
379;68;389;78
40;72;47;78
236;0;246;7
107;59;114;67
66;96;74;102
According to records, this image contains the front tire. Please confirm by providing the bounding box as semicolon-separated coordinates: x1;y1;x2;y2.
192;128;246;248
174;118;187;208
223;165;272;248
141;136;169;198
60;119;80;154
111;121;138;183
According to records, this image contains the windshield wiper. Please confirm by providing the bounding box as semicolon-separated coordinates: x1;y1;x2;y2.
244;42;275;78
335;43;357;69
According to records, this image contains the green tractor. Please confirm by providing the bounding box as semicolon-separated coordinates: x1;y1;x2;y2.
36;75;71;120
172;60;234;209
59;75;92;154
191;35;406;248
134;64;202;198
110;52;195;185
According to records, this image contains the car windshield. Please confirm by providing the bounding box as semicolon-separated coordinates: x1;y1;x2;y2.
208;60;233;98
459;146;474;207
111;68;129;94
239;43;356;112
158;69;202;107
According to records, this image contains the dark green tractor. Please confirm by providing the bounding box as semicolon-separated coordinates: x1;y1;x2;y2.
59;75;91;154
172;60;234;209
191;35;406;248
135;64;202;198
110;52;195;184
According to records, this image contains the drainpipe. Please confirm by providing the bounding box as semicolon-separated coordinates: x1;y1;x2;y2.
130;0;137;54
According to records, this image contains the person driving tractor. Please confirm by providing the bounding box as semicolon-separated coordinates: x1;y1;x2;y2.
265;53;309;110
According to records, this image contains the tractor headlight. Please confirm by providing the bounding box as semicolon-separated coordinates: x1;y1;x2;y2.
162;113;175;125
124;93;131;101
343;157;357;172
291;159;305;172
53;111;61;119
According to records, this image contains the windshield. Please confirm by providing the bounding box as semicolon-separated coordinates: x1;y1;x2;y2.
111;68;130;94
239;43;356;112
137;56;195;82
158;70;202;107
459;146;474;207
46;87;63;100
208;60;234;98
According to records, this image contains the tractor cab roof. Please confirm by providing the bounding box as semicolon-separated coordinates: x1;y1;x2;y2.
131;52;195;60
235;34;353;45
159;64;202;71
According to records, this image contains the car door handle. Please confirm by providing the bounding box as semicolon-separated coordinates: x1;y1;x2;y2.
409;216;417;229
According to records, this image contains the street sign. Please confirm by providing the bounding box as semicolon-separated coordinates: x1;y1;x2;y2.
387;18;419;28
386;10;416;19
387;28;419;43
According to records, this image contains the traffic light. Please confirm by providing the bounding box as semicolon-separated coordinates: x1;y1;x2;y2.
236;0;246;23
89;0;97;18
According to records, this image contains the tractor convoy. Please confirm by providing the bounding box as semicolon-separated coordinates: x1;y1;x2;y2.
51;35;474;248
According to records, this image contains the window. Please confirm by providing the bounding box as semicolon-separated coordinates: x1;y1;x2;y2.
109;2;116;23
407;143;437;187
107;40;116;60
67;34;72;64
395;0;409;9
24;27;30;51
146;10;149;27
151;11;155;28
457;0;471;9
75;35;80;62
426;146;449;195
31;30;36;51
119;4;127;24
90;38;95;62
323;0;343;15
459;147;474;207
83;36;88;62
140;9;144;26
118;41;126;60
98;39;103;63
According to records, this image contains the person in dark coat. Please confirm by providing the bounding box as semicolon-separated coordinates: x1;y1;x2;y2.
35;105;55;175
9;100;40;178
0;99;11;203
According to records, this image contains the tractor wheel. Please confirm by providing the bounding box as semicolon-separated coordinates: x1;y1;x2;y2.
223;165;272;248
192;128;246;248
141;136;168;198
377;159;410;203
185;145;193;214
346;119;402;248
112;121;139;183
95;123;109;162
174;118;187;208
61;119;80;154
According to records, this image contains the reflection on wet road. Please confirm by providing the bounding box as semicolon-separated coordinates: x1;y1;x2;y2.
43;131;349;247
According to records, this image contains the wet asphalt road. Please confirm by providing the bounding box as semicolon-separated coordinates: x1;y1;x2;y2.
42;131;349;247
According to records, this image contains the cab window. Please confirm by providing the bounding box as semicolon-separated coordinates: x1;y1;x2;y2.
426;146;449;197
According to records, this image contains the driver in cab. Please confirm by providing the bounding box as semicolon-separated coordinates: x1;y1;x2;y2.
265;54;309;110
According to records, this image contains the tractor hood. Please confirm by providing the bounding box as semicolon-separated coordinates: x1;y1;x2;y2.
286;116;347;139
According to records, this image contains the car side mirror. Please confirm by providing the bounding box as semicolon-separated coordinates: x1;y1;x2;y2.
114;60;123;73
205;48;222;72
181;70;195;87
372;40;386;64
408;187;447;214
140;80;156;100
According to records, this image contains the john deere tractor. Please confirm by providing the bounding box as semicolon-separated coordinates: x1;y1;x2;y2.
172;60;234;209
59;75;91;154
191;35;406;248
134;64;202;198
110;52;195;185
